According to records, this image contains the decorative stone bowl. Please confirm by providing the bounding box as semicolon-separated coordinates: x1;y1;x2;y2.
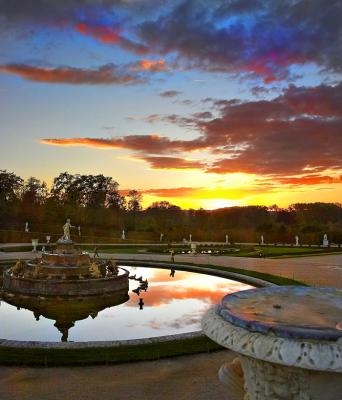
202;286;342;400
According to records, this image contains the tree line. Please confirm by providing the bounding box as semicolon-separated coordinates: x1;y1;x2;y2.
1;170;342;244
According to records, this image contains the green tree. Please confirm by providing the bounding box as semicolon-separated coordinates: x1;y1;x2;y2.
22;177;48;205
127;190;142;212
0;170;23;203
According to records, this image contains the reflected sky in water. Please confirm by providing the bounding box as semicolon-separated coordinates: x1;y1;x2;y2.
0;267;253;342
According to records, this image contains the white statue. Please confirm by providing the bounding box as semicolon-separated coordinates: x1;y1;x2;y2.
189;234;192;243
31;238;39;252
121;229;126;240
323;234;329;247
78;226;81;237
62;218;74;241
25;222;29;233
160;233;164;242
46;235;51;244
261;235;264;245
225;234;229;244
295;235;299;246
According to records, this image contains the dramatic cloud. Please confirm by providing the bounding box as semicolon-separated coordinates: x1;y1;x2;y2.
1;1;341;82
0;63;143;85
41;134;205;154
201;83;342;175
137;1;342;81
42;83;342;179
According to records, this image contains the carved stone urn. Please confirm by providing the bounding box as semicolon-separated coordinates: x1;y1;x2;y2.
202;286;342;400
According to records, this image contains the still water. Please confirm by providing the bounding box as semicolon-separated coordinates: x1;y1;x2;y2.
0;266;253;342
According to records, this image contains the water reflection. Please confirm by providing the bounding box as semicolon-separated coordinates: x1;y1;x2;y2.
2;291;129;342
0;266;253;342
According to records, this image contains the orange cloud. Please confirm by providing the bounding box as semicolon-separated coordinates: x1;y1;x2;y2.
276;175;342;186
0;63;141;85
133;59;168;72
74;22;149;55
137;156;205;170
75;23;121;44
41;135;204;154
40;138;122;148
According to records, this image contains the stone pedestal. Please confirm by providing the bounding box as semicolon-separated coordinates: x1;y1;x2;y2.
202;287;342;400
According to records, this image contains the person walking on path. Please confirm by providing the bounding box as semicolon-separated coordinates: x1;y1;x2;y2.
170;249;175;263
93;246;100;258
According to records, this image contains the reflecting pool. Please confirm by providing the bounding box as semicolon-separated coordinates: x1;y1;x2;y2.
0;266;253;342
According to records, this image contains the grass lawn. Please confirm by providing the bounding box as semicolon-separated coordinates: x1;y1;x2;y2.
1;243;340;258
99;245;341;258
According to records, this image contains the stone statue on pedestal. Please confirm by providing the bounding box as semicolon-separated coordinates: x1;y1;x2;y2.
62;219;74;241
295;235;299;246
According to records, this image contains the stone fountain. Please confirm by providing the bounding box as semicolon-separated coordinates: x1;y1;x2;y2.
3;219;129;297
202;286;342;400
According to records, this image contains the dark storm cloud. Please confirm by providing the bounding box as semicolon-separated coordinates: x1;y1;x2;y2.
1;1;341;82
0;0;155;24
138;0;342;80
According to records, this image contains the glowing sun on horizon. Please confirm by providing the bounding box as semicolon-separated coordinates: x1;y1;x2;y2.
205;199;241;210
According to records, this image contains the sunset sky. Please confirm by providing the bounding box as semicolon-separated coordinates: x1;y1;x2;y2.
0;0;341;209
